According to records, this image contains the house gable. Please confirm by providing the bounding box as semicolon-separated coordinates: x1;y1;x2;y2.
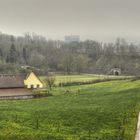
24;72;43;89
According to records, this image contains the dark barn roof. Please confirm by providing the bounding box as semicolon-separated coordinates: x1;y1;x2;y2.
0;75;24;88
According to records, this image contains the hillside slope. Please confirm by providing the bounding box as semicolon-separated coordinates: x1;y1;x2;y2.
0;80;140;139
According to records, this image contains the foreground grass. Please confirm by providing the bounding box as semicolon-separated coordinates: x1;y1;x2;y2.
0;80;139;139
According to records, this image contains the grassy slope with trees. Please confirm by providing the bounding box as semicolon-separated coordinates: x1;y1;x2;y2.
0;79;139;139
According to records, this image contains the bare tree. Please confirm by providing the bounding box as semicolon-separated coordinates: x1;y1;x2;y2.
45;73;55;90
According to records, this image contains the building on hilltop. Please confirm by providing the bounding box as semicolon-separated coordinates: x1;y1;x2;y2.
64;35;80;43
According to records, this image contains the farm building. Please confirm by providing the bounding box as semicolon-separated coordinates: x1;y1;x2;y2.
24;72;44;89
109;68;121;76
0;72;43;98
0;75;32;97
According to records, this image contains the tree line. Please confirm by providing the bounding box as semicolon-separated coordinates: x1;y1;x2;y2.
0;32;140;75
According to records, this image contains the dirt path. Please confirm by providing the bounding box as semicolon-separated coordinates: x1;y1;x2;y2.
135;112;140;140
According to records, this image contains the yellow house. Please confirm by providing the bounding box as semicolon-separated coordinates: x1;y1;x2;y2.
24;72;44;89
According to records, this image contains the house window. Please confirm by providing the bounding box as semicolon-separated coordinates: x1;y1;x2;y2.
37;84;40;88
31;85;34;89
25;85;28;88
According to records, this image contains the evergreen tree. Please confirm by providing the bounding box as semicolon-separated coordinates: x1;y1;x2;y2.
23;47;27;64
8;44;17;63
0;48;3;58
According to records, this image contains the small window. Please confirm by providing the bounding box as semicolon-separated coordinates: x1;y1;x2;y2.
25;85;28;88
37;84;40;88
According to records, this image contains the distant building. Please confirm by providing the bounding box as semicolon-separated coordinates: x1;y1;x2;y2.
109;68;121;76
64;35;80;43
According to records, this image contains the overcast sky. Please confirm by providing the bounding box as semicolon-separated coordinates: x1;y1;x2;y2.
0;0;140;43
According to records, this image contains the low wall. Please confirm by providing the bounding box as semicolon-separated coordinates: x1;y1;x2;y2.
0;95;34;100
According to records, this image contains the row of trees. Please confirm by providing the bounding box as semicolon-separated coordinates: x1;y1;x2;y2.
0;32;140;75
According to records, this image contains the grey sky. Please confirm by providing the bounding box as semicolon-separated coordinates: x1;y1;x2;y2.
0;0;140;43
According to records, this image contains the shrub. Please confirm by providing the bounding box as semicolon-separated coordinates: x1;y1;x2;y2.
33;89;52;98
58;77;131;87
131;76;140;81
44;74;56;90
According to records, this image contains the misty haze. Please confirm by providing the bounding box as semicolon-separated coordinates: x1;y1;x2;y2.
0;0;140;140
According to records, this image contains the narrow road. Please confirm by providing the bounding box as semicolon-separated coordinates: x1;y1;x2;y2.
135;112;140;140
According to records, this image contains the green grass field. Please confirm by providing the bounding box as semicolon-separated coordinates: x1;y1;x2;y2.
40;74;132;85
0;78;139;139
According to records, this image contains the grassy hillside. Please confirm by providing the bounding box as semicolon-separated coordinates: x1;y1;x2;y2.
0;79;139;139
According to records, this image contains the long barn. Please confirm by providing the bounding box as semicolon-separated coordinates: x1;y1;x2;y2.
0;75;32;97
0;72;44;98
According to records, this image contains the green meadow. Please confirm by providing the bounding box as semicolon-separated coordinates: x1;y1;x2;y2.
40;74;131;85
0;78;139;139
